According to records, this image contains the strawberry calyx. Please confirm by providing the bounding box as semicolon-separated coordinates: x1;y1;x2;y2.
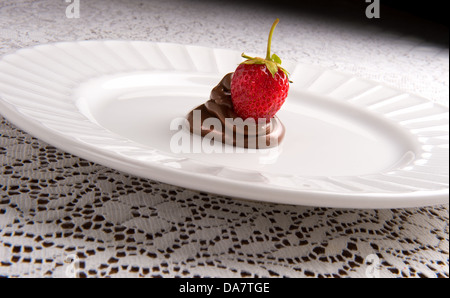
240;18;292;82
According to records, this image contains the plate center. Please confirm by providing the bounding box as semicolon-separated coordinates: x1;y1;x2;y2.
75;71;419;177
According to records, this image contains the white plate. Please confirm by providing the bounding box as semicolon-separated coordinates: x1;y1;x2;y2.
0;41;448;208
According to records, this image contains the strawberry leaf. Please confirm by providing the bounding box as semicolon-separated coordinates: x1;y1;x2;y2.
241;53;255;60
265;61;278;77
271;53;282;64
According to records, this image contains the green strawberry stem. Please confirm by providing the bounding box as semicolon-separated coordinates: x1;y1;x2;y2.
265;18;279;61
239;18;291;82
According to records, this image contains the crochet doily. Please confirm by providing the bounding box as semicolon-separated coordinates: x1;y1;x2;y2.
0;0;448;278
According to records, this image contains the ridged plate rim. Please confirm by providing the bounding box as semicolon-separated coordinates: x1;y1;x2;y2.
0;40;448;208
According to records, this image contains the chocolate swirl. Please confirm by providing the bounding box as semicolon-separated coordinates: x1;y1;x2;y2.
186;73;285;149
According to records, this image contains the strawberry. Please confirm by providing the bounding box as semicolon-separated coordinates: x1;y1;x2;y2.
231;18;291;121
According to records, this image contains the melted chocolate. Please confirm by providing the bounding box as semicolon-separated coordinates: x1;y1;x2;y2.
186;73;285;149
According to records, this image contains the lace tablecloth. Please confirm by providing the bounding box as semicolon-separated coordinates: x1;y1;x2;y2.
0;0;448;278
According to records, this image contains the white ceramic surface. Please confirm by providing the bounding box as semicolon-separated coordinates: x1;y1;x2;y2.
0;41;448;208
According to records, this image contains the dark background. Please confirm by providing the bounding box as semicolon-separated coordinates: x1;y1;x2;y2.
378;0;447;26
220;0;448;46
250;0;447;26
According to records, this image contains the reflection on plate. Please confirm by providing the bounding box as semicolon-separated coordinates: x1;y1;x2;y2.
0;41;448;208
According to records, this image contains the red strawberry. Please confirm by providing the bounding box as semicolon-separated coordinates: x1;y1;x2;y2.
231;19;291;121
